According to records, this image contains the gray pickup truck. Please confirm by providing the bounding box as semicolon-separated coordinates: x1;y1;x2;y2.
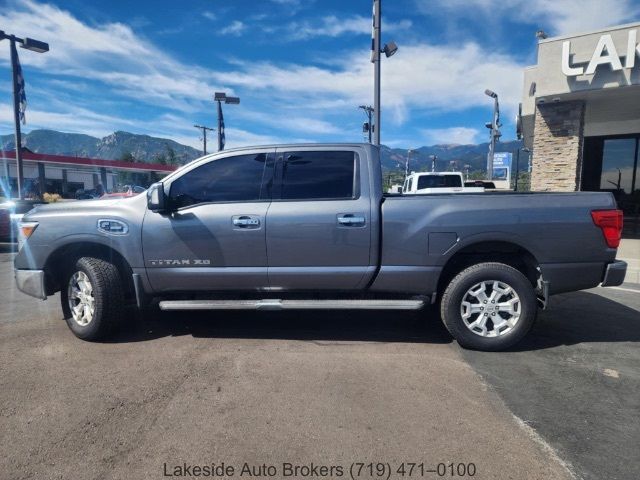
14;143;627;350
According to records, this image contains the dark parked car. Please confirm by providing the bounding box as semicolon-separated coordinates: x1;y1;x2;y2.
0;199;43;241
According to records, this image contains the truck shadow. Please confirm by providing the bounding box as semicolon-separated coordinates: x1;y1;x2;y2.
110;307;454;345
506;290;640;352
107;290;638;349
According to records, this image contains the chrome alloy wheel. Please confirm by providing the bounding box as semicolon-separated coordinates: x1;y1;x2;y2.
67;271;95;326
460;280;521;338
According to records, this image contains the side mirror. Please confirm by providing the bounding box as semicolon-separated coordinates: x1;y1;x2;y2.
147;182;167;212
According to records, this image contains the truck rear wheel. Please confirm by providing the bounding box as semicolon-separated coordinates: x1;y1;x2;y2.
61;257;124;341
440;262;537;351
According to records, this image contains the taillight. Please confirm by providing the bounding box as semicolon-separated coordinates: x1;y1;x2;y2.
591;210;623;248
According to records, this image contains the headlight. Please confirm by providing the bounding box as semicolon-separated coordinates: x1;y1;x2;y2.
18;221;38;250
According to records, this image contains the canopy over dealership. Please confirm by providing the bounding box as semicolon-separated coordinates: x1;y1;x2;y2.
522;22;640;232
0;150;176;199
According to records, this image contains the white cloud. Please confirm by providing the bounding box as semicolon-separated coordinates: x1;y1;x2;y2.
0;102;138;138
522;0;639;35
285;15;412;40
420;0;640;36
214;41;524;123
202;11;217;21
0;0;226;112
0;0;525;149
420;127;480;145
219;20;246;36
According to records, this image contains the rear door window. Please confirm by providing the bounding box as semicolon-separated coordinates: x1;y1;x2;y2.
277;150;357;200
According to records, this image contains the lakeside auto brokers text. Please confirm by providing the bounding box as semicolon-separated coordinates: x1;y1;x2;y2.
163;461;477;478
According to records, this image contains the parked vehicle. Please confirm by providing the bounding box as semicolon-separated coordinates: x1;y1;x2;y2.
75;188;100;200
465;180;496;189
0;199;43;241
403;172;485;194
101;185;146;199
14;144;626;350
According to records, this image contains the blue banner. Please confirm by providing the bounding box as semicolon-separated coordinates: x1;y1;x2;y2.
493;152;512;168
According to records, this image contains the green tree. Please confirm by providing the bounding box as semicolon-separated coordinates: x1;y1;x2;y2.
165;144;178;166
120;151;136;163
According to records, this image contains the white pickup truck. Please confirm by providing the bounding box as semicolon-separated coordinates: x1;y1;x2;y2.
402;172;485;194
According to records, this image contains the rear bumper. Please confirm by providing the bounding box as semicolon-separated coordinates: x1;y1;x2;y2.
15;269;47;300
601;260;627;287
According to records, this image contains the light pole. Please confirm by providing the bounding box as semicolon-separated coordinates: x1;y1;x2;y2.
214;92;240;151
0;31;49;199
371;0;397;146
515;147;531;191
194;124;215;156
405;149;414;180
429;154;437;172
484;89;501;181
359;105;374;143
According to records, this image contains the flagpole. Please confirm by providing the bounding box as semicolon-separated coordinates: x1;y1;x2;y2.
9;36;24;200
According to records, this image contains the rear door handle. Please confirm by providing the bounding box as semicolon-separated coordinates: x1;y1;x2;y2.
337;214;366;226
232;215;261;228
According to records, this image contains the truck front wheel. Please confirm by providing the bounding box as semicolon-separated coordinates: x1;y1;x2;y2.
61;257;124;341
440;262;537;351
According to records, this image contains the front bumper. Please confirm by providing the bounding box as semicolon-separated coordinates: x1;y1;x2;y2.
15;269;47;300
601;260;627;287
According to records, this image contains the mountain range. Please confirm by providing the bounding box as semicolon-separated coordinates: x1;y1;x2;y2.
0;130;201;165
0;129;525;173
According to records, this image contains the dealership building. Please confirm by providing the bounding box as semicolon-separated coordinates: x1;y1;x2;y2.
522;21;640;234
1;150;176;198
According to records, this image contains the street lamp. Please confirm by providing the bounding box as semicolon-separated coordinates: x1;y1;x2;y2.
405;149;414;180
0;31;49;199
214;92;240;151
429;154;437;172
464;164;471;181
484;89;501;181
371;0;398;146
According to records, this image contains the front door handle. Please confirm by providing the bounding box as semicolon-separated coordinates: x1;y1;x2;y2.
337;214;366;226
232;215;261;228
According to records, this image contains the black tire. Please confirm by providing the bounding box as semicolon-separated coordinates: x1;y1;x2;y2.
440;262;537;351
61;256;124;341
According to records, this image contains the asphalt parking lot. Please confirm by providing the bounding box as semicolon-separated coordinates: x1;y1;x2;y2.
1;245;638;480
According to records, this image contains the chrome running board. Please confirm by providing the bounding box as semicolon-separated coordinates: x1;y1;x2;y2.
158;299;425;311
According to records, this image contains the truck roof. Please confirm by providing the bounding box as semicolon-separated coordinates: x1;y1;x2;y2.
203;142;378;156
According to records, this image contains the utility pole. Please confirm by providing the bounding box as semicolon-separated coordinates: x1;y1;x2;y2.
514;148;520;191
430;154;437;172
484;89;501;181
358;105;374;143
194;124;214;156
1;31;49;199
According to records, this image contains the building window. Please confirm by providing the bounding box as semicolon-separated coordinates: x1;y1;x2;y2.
583;135;640;237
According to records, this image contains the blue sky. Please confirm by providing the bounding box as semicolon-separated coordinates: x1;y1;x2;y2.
1;0;639;150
